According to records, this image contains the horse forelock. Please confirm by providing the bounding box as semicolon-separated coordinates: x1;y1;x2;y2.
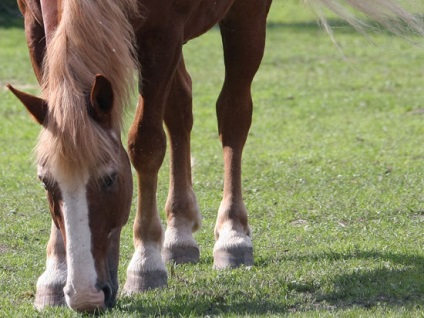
37;0;138;180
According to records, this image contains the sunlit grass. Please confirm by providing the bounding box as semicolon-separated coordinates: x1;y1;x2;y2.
1;2;424;317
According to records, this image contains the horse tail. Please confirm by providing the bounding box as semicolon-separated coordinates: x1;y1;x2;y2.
305;0;424;37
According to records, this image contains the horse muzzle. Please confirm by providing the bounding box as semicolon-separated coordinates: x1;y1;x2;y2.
64;283;113;312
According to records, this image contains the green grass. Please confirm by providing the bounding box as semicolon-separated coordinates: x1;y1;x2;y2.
1;1;424;317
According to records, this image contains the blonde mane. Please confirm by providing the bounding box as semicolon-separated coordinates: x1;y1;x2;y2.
37;0;138;179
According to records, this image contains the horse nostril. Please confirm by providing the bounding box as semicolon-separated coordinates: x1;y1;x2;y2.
63;286;72;298
101;284;113;306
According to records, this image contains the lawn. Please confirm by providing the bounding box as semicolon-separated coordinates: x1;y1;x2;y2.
1;1;424;317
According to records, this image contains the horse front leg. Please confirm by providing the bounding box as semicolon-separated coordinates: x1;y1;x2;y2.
123;93;168;293
123;32;183;294
213;0;271;269
18;0;60;82
35;221;67;309
162;57;201;264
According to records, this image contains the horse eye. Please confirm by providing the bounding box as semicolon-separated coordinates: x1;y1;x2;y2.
102;172;118;188
38;175;49;190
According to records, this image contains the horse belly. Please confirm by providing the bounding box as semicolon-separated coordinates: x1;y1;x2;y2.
182;0;236;41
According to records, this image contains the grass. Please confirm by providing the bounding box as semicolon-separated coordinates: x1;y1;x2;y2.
1;1;424;317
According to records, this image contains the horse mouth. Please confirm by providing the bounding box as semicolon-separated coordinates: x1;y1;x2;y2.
64;284;109;312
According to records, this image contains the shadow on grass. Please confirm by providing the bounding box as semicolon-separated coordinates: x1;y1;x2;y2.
267;18;356;33
267;17;424;39
0;9;410;37
117;297;289;317
114;250;424;316
317;250;424;309
261;249;424;311
116;256;290;316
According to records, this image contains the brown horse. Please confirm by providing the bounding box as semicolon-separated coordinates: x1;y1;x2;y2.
8;0;424;312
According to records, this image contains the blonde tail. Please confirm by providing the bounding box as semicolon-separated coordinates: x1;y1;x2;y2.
305;0;424;37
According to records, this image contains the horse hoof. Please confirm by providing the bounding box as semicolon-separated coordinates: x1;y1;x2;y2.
34;285;66;310
162;245;200;264
213;246;253;269
122;270;168;295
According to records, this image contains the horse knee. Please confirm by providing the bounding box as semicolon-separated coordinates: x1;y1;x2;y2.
128;125;166;173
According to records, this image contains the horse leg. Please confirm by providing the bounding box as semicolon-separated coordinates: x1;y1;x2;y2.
123;94;168;293
213;0;272;269
34;221;67;309
18;0;60;82
123;32;183;294
162;57;201;264
17;0;45;82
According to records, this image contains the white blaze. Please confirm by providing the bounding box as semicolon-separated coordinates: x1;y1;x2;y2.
59;176;98;303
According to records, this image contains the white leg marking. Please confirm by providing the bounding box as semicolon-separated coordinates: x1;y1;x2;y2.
127;242;166;274
163;219;198;249
36;222;67;294
213;223;252;253
35;257;68;310
36;256;67;288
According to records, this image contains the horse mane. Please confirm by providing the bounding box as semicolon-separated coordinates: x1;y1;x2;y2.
37;0;138;180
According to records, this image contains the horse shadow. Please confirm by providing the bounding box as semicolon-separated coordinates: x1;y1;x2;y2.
271;250;424;312
3;7;420;37
267;17;424;38
115;250;424;316
315;250;424;308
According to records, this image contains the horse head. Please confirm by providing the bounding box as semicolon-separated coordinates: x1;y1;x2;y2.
8;75;133;311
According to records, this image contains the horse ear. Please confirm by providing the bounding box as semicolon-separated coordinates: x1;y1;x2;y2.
89;74;114;128
7;84;48;126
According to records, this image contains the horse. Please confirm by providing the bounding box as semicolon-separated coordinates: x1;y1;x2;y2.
7;0;424;312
